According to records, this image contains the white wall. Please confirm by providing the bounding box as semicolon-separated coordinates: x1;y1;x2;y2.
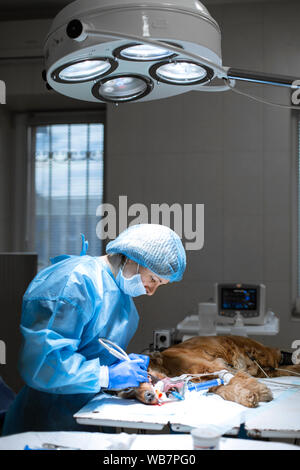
0;1;299;353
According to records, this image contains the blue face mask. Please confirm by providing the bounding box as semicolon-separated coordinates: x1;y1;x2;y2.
116;262;147;297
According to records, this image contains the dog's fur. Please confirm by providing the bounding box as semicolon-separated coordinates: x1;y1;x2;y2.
119;335;300;408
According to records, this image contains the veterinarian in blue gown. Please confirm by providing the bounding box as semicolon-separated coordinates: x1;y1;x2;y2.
2;224;186;435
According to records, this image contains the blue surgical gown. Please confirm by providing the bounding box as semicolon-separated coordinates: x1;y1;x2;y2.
2;254;139;435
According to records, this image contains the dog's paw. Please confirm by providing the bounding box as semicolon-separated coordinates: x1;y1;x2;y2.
238;389;259;408
257;382;273;402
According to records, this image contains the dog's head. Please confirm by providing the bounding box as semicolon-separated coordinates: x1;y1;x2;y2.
117;352;169;405
117;380;158;404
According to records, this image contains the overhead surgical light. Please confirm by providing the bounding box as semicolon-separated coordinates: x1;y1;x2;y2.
43;0;300;104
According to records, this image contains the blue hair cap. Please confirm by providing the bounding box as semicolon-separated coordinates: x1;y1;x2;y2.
106;224;186;282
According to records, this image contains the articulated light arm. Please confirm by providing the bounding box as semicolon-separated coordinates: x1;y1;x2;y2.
226;67;300;89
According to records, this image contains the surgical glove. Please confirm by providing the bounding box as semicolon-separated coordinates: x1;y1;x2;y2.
107;359;149;390
128;354;149;370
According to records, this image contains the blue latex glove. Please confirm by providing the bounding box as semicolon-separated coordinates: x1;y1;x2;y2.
107;359;149;390
128;354;149;370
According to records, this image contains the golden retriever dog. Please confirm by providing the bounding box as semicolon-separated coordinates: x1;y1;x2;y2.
118;335;300;408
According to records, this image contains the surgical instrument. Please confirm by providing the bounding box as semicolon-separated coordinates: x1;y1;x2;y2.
98;338;130;362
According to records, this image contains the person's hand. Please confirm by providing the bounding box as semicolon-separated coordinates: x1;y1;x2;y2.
107;359;149;390
128;353;149;370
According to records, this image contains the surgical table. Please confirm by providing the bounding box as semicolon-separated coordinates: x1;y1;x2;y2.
74;377;300;440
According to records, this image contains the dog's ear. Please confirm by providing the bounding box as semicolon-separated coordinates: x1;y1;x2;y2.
149;352;169;377
149;351;164;367
117;388;137;399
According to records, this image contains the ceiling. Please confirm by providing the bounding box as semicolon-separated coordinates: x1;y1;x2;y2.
0;0;288;20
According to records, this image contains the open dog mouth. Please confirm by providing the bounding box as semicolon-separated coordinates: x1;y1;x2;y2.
143;373;186;405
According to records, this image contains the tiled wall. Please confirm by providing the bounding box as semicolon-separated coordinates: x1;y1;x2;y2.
106;1;300;351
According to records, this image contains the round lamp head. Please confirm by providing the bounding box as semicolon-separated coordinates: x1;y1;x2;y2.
92;75;153;102
150;60;214;85
113;42;179;61
52;58;117;83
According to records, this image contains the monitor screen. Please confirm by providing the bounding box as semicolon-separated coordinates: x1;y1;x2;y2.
221;287;257;311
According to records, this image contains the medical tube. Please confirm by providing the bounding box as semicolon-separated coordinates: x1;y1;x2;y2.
188;378;224;392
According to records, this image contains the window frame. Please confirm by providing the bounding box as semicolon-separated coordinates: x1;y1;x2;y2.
27;110;106;264
292;110;300;319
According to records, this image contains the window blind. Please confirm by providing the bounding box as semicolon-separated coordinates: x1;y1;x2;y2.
34;123;104;270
